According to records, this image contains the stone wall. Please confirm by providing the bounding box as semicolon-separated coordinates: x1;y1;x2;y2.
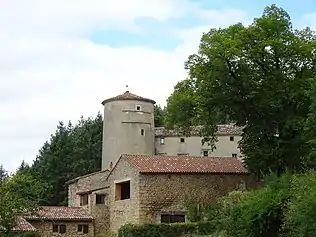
67;170;109;207
138;173;258;223
90;189;110;235
107;158;140;232
28;220;94;237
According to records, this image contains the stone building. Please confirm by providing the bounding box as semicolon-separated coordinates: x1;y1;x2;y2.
13;206;94;237
101;90;244;170
68;154;256;233
154;125;243;158
17;90;254;235
64;90;255;234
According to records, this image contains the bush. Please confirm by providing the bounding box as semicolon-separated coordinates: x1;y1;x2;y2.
118;222;216;237
218;173;293;237
282;171;316;237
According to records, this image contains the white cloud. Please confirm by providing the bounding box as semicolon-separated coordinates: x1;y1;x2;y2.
0;0;250;172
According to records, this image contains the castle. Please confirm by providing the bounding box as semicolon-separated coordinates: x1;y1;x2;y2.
17;90;256;237
101;90;243;171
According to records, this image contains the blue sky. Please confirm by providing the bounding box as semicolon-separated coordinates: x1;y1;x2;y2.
0;0;315;172
90;0;316;49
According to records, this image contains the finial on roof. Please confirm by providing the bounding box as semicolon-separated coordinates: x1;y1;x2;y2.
125;85;129;93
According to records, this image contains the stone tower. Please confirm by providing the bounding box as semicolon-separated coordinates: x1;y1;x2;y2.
101;90;156;170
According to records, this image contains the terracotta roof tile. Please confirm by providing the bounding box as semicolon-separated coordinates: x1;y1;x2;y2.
123;154;247;174
1;217;37;232
25;206;93;221
155;124;244;137
102;91;156;105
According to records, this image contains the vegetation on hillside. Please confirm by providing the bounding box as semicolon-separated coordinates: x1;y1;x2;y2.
165;4;316;179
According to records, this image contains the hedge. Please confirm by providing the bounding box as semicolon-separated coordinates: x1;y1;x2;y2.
118;221;216;237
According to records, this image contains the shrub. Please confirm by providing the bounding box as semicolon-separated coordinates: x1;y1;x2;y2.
282;171;316;237
222;173;292;237
118;222;216;237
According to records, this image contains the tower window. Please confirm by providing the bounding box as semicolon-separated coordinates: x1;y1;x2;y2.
180;138;185;143
136;105;141;111
159;137;165;145
230;136;234;141
141;129;145;136
203;150;209;156
232;153;237;158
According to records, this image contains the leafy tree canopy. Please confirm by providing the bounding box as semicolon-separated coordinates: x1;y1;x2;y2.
165;4;316;178
0;173;46;235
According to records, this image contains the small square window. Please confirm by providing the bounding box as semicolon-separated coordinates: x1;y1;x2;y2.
141;129;145;136
78;224;89;234
159;137;165;145
232;153;237;158
115;181;131;200
203;150;208;156
136;105;141;111
96;194;106;204
80;194;88;206
180;138;185;143
230;136;234;141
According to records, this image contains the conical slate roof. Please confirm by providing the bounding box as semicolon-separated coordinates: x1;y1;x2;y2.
101;90;156;105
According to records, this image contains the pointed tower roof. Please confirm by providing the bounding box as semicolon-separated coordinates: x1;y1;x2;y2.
101;90;156;105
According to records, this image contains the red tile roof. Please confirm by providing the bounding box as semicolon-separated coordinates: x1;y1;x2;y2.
12;217;37;232
123;154;247;174
25;206;93;221
101;90;156;105
155;124;244;136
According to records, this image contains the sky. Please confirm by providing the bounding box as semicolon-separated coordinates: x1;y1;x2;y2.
0;0;315;172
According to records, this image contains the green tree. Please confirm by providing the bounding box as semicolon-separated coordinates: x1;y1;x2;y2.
16;161;30;175
154;105;166;127
27;113;103;206
0;165;8;183
0;173;46;236
165;4;316;178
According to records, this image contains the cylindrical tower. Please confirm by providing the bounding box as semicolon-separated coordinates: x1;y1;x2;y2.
101;90;156;170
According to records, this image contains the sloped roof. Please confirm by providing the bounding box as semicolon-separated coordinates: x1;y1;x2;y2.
101;90;156;105
122;154;247;174
25;206;93;221
10;217;36;232
155;124;244;137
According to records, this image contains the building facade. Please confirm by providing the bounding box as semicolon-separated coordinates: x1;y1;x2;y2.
67;154;258;233
15;90;254;236
101;90;244;171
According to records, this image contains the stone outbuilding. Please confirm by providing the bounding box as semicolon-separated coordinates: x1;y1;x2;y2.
68;154;258;233
23;206;94;237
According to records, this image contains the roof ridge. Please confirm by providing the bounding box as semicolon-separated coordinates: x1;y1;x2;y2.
101;91;156;105
123;154;247;174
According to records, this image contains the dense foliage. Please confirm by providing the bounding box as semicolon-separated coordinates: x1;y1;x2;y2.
118;222;215;237
19;113;103;205
165;4;316;178
0;165;8;183
0;173;46;235
180;171;316;237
